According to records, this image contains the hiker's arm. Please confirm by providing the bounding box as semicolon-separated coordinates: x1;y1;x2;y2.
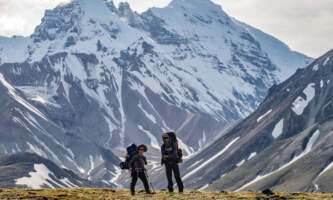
161;145;166;155
144;156;147;165
161;145;168;160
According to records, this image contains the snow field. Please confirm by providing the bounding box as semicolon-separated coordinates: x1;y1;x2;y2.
16;164;78;189
292;83;315;115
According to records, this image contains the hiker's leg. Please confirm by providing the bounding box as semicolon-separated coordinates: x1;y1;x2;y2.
165;164;174;192
130;171;138;195
173;164;184;192
139;172;150;193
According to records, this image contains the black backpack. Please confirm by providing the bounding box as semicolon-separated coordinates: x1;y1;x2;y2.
120;144;138;169
164;132;183;163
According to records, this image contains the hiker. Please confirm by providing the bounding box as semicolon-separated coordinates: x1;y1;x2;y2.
161;132;184;193
129;144;152;196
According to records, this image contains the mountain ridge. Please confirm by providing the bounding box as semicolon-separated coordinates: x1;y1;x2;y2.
175;49;333;192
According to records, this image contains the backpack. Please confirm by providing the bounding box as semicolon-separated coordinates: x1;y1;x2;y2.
120;143;138;169
164;132;183;163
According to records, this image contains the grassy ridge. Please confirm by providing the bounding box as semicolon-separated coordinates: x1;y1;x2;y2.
0;188;332;200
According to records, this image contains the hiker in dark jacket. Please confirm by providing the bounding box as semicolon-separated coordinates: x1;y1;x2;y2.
161;132;184;193
129;144;151;196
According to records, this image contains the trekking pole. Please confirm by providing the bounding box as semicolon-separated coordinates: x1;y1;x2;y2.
144;170;156;194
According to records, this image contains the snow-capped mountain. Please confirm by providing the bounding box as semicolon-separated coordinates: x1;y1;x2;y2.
0;0;312;186
175;49;333;192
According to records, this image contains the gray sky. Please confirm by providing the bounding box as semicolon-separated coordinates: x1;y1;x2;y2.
0;0;332;58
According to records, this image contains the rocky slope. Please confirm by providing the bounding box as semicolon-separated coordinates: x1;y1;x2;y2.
0;73;120;186
177;49;333;193
0;152;93;188
0;0;312;186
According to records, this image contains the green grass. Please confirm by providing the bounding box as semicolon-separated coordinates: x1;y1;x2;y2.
0;188;332;200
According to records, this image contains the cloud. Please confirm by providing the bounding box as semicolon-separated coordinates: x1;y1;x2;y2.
216;0;333;57
0;0;71;37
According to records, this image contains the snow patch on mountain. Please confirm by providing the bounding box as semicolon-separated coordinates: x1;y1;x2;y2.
323;57;330;66
313;64;319;71
272;119;284;138
199;184;209;191
16;164;55;189
198;132;207;149
236;159;246;167
138;103;156;124
257;109;272;123
60;178;79;187
178;138;194;156
27;142;46;158
292;83;315;115
138;125;159;149
87;155;94;177
16;86;60;108
110;166;122;188
16;164;77;189
313;160;333;191
248;152;257;160
188;159;203;169
0;73;16;93
306;130;320;151
318;162;333;180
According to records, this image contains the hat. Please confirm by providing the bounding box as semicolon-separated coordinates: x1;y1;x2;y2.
162;133;169;138
137;144;148;152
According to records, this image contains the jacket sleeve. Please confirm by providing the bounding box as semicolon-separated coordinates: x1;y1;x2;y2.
161;144;165;155
143;156;147;165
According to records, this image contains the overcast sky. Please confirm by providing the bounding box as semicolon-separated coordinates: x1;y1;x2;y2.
0;0;332;58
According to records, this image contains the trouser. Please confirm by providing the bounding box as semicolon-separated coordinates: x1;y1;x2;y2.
165;163;184;192
130;169;150;195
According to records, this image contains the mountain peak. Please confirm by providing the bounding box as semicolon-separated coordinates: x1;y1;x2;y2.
168;0;224;12
31;0;125;42
71;0;113;17
157;0;229;25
